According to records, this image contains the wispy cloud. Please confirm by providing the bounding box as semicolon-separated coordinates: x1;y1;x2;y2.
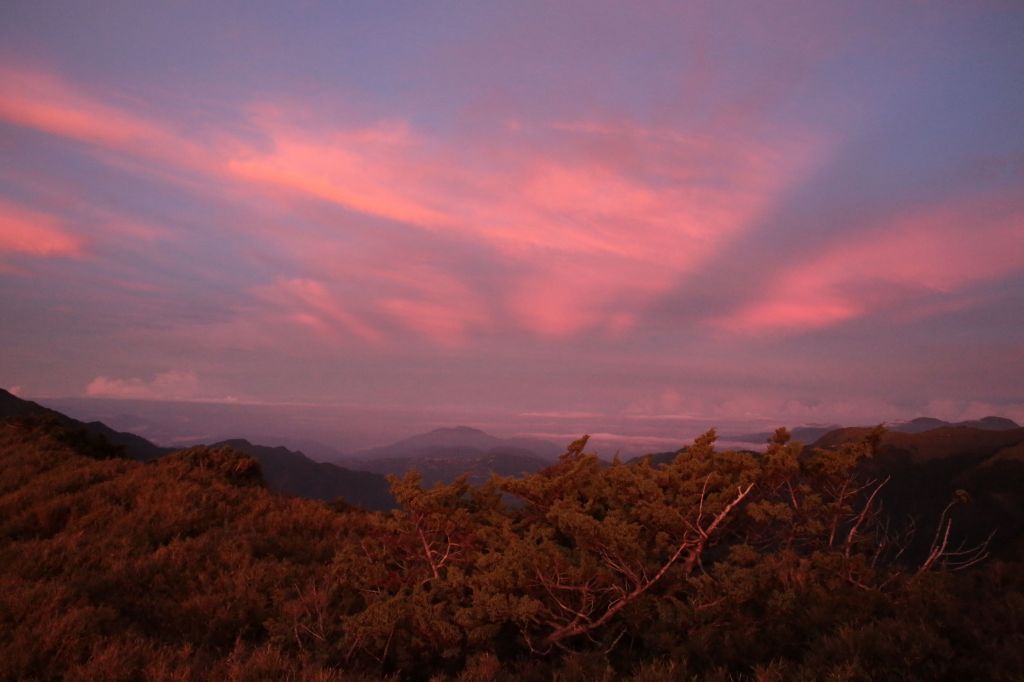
257;277;382;344
518;410;605;419
83;370;248;404
0;65;209;176
0;63;827;345
714;190;1024;335
229;114;824;338
0;198;84;258
85;370;206;401
2;2;1021;422
0;66;164;148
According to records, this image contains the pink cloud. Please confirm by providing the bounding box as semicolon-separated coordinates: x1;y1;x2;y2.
0;66;163;148
0;199;84;257
0;65;213;180
85;370;203;401
227;120;455;229
0;64;826;344
715;191;1024;334
97;214;175;243
375;266;491;345
505;255;658;337
623;391;941;427
518;410;605;419
229;113;824;338
257;277;382;343
379;298;476;347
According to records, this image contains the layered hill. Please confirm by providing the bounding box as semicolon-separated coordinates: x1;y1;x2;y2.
727;416;1019;446
0;389;393;510
0;388;170;460
354;425;561;459
811;425;1024;558
724;424;844;446
628;424;1024;558
346;426;560;486
810;424;1024;462
0;414;354;680
889;416;1020;433
211;438;393;510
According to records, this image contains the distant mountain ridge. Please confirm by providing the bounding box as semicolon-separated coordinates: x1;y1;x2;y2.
211;438;393;511
345;426;562;486
810;424;1024;558
1;391;555;505
354;425;561;460
727;416;1019;445
725;424;844;446
0;388;171;460
888;416;1020;433
628;423;1024;560
810;424;1024;462
0;388;393;510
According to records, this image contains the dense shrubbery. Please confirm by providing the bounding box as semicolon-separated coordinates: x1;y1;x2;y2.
2;418;1022;680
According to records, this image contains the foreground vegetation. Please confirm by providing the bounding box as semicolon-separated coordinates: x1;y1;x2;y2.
2;415;1023;680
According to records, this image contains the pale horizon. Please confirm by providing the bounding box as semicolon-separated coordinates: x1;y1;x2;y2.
16;390;1020;459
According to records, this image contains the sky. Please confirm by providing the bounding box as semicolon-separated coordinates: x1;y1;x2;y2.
1;1;1023;446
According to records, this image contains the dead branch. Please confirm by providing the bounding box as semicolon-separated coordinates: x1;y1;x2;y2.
844;476;890;560
542;482;755;646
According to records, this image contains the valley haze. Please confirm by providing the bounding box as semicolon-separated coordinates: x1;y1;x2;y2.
30;394;1023;461
37;394;779;458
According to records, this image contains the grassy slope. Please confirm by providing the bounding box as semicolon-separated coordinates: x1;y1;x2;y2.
0;417;366;681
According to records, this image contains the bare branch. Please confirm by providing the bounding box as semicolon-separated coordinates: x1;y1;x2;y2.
542;482;755;646
845;476;890;560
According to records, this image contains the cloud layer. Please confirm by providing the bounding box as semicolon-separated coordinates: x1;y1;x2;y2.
1;2;1022;427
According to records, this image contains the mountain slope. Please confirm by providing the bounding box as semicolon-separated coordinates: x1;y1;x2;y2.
350;445;551;487
810;425;1024;463
355;425;561;460
811;425;1024;558
727;416;1020;445
0;388;170;460
724;424;844;446
1;388;393;510
212;438;394;511
346;426;560;486
0;415;352;680
890;416;1020;433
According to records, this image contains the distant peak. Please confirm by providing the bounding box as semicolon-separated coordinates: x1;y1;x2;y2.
432;425;486;435
218;438;254;448
970;416;1019;428
892;415;1019;433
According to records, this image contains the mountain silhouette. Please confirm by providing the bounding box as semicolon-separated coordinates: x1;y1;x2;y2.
728;416;1019;445
0;388;170;460
724;424;844;446
811;424;1024;558
0;388;392;510
354;425;561;460
889;416;1020;433
212;438;393;510
347;426;561;486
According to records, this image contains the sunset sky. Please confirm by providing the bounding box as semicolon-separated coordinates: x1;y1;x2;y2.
2;2;1023;439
